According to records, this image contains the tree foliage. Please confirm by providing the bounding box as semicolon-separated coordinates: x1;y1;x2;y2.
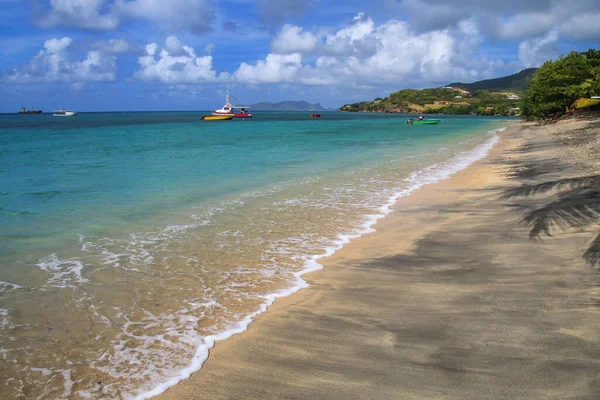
522;49;600;120
340;88;521;116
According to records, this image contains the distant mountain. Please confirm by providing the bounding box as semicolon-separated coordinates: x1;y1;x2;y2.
250;101;326;111
447;68;538;94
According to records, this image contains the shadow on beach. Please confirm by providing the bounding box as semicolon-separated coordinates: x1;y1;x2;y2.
156;117;600;400
499;118;600;267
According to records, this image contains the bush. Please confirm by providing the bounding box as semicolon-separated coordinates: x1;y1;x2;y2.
522;49;600;120
572;98;600;110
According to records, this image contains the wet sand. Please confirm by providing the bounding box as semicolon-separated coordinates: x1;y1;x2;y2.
157;117;600;399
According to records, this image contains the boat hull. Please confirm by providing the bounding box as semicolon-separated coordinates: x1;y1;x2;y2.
412;120;440;125
234;113;252;118
202;115;234;121
53;112;77;117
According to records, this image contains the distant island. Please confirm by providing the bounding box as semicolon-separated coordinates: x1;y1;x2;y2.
250;101;326;111
340;69;538;117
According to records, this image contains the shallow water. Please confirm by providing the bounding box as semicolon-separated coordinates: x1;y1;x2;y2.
0;111;509;398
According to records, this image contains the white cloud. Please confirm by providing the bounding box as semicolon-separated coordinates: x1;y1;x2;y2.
6;37;118;83
36;0;215;32
234;14;502;87
395;0;600;42
135;36;225;83
257;0;312;30
560;13;600;40
491;13;556;41
518;31;560;68
37;0;120;30
272;25;319;54
234;53;305;84
116;0;215;33
93;38;132;54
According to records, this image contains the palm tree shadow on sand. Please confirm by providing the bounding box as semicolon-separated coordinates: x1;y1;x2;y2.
501;174;600;266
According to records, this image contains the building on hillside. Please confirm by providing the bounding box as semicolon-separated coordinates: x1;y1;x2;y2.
485;106;495;112
434;100;449;105
454;95;463;99
507;94;520;100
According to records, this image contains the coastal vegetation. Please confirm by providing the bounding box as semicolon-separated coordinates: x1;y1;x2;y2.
340;87;523;116
341;51;600;119
340;69;535;116
522;49;600;120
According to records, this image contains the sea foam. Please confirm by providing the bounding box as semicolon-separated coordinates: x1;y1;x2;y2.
132;127;505;399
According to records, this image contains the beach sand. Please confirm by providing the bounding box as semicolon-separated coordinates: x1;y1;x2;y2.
157;117;600;399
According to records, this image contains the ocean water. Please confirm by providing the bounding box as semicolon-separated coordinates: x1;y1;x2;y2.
0;111;509;399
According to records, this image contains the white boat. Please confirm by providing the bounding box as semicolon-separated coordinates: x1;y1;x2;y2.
53;109;78;117
212;91;235;116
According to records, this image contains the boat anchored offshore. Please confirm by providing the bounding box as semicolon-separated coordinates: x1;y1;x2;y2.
213;90;252;118
407;117;440;125
201;115;234;121
234;107;252;118
53;109;78;117
18;106;42;114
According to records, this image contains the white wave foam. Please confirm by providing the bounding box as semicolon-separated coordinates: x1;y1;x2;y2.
30;367;74;398
164;224;194;234
36;254;88;288
132;126;505;399
218;230;244;237
0;281;23;293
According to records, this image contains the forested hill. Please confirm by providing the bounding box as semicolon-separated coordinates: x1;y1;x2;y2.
448;68;538;93
250;101;326;111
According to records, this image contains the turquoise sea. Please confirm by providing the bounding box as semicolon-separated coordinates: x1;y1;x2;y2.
0;111;509;398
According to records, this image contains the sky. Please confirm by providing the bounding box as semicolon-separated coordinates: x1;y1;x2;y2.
0;0;599;112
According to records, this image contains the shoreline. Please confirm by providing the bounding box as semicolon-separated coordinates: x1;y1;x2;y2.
141;124;511;398
137;124;509;399
155;117;600;399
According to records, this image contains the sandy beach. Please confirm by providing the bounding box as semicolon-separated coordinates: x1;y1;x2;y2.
156;116;600;399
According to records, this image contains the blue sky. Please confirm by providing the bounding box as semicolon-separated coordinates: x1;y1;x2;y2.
0;0;599;112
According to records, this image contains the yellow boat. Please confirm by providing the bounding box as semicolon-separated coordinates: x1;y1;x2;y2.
201;115;233;121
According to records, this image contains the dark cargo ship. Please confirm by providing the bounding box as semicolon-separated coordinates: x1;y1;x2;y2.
18;106;42;114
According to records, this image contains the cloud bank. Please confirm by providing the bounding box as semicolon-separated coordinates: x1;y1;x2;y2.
6;37;119;83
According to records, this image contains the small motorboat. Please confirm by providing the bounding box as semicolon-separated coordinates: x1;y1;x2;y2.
407;117;440;125
310;113;321;118
412;119;440;125
201;115;233;121
213;90;252;118
53;109;77;117
234;107;252;118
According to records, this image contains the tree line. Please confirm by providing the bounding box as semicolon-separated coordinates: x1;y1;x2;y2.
522;49;600;120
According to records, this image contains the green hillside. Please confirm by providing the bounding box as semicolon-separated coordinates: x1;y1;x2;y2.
447;68;537;94
340;70;536;116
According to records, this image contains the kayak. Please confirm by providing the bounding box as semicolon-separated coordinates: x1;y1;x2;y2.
412;119;440;125
201;115;233;121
